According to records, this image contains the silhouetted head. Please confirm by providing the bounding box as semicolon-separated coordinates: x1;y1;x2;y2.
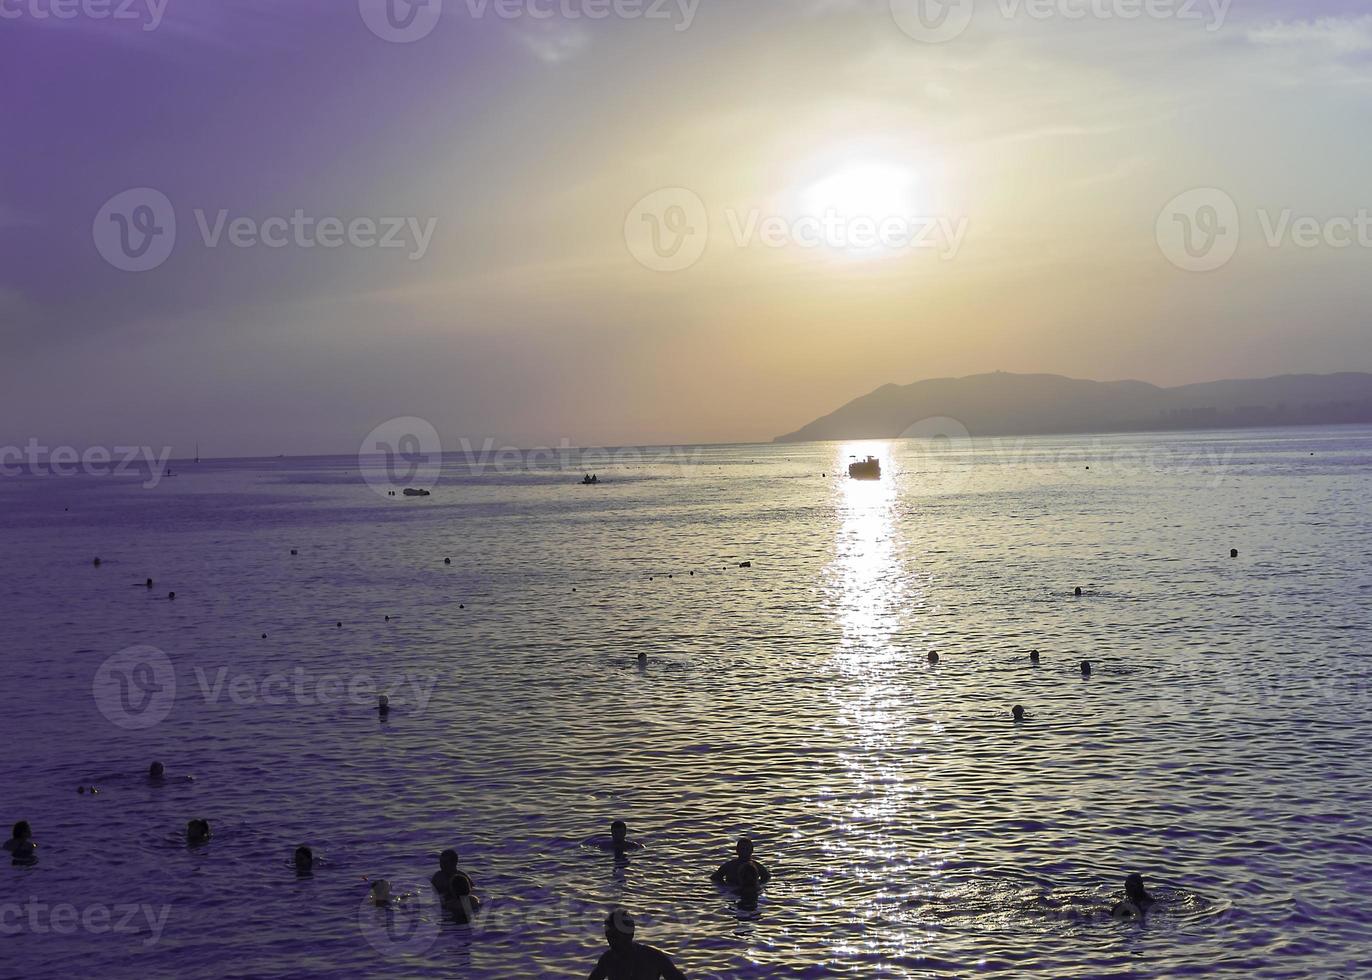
1230;548;1238;558
1012;705;1025;722
294;846;313;871
610;820;629;845
927;651;940;665
1075;587;1083;596
736;837;755;860
186;819;211;844
1029;650;1040;664
439;849;459;874
1124;873;1149;902
11;821;31;842
145;578;154;588
604;908;635;951
378;695;390;713
1081;660;1092;676
149;761;165;779
637;652;648;664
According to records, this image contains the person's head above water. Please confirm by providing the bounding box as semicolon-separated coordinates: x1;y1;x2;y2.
377;695;390;712
604;907;635;950
927;651;939;665
1012;705;1026;721
1029;650;1040;664
149;761;165;779
10;821;31;842
1124;873;1150;902
439;849;459;873
294;845;313;870
186;819;211;843
735;837;755;860
1081;660;1092;675
610;820;629;844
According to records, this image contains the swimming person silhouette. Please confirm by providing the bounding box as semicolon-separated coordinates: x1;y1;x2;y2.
1110;873;1155;919
587;908;687;980
711;837;770;886
294;846;313;872
186;819;211;845
431;849;470;894
3;821;32;853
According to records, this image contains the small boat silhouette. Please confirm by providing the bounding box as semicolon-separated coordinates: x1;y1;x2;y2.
848;456;881;480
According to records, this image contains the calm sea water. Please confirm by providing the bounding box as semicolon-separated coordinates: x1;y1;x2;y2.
2;428;1370;978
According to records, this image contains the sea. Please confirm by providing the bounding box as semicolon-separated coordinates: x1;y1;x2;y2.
1;427;1369;978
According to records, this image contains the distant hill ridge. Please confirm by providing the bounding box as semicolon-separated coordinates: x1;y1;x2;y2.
773;372;1372;442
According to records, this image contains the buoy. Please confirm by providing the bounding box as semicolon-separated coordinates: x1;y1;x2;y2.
1230;548;1238;558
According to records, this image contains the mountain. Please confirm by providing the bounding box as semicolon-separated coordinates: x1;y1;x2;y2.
773;372;1372;442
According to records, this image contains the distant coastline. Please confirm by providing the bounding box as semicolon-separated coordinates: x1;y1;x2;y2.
774;372;1372;443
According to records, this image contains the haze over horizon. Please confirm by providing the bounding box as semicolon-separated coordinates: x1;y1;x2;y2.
5;0;1372;456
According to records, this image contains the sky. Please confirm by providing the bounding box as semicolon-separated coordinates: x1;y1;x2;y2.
2;0;1370;456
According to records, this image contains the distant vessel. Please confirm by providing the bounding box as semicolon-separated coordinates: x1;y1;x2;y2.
848;456;881;480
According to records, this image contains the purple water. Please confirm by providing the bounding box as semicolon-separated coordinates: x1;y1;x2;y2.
2;428;1370;977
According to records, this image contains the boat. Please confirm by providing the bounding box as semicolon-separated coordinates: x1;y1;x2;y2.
848;456;881;480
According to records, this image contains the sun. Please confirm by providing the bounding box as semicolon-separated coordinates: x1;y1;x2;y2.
801;163;919;224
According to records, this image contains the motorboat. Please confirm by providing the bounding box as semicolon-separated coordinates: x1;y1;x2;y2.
848;456;881;480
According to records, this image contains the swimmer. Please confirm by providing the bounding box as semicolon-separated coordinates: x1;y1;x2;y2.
1081;660;1092;677
587;820;644;855
588;908;687;980
377;695;390;718
431;849;468;894
369;879;391;906
3;821;32;853
294;846;314;872
445;873;482;923
1075;587;1083;597
186;818;211;845
1012;705;1026;722
1110;873;1155;920
927;651;940;666
10;839;37;865
735;861;764;911
711;837;770;886
1029;650;1040;665
637;652;648;667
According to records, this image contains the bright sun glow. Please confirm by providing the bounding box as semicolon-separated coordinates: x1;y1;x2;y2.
801;164;919;223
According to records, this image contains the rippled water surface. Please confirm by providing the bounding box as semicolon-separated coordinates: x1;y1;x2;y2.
3;429;1371;978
